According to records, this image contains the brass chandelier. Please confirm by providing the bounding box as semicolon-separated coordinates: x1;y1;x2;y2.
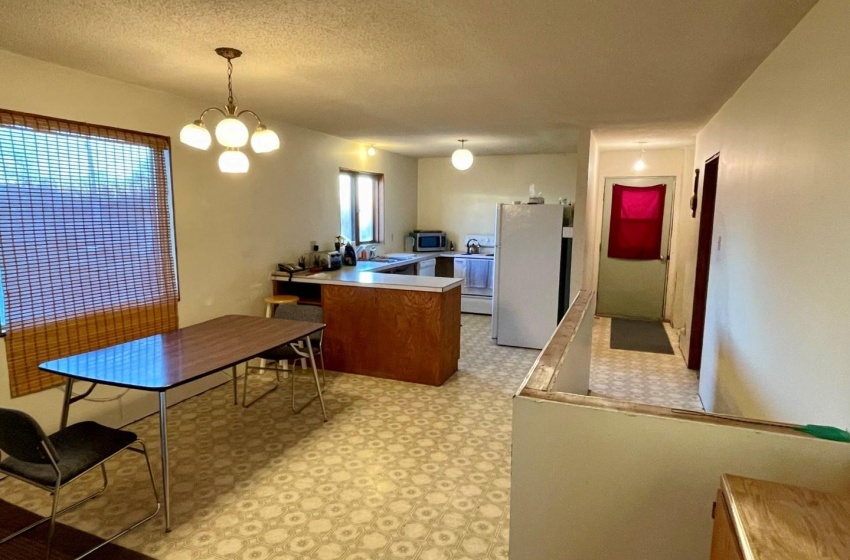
180;48;280;173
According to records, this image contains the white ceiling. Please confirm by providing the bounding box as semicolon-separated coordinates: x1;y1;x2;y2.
0;0;817;157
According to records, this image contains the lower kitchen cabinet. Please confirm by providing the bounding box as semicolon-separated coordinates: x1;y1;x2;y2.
710;474;850;560
321;283;461;385
709;489;744;560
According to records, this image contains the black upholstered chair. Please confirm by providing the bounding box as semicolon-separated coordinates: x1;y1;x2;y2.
0;408;160;559
242;304;327;420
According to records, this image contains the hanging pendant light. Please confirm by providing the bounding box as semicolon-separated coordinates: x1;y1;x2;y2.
179;120;212;150
452;139;474;171
219;148;250;173
251;125;281;153
180;47;280;173
367;144;376;157
633;142;647;171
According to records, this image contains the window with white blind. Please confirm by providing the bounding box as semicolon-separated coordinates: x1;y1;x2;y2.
339;169;383;244
0;110;179;397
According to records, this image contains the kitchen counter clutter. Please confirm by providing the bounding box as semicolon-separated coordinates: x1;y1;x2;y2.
710;474;850;560
271;254;461;293
271;253;461;386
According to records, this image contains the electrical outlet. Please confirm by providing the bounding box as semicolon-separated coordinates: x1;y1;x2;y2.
391;233;395;242
717;236;722;251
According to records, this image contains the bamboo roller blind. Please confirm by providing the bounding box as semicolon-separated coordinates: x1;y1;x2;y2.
0;110;179;397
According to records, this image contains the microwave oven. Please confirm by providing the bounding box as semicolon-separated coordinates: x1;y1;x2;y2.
412;231;448;252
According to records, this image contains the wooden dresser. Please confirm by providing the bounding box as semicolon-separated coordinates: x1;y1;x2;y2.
710;474;850;560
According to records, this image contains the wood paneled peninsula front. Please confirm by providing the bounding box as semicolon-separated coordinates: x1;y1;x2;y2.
272;257;462;386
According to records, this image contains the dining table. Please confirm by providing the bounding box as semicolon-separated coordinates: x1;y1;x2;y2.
39;314;326;531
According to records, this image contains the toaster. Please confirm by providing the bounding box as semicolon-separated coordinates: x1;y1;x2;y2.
320;251;342;270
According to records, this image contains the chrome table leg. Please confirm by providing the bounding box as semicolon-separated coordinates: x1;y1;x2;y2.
60;378;73;429
159;391;171;532
232;365;238;404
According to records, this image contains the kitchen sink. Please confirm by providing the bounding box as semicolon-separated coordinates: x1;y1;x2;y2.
370;256;403;263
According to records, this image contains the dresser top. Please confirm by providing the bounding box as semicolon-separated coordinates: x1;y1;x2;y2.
722;474;850;560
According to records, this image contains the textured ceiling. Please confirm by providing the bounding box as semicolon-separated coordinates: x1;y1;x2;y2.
0;0;817;156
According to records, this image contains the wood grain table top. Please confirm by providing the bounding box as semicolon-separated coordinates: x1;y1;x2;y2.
39;315;324;391
722;474;850;560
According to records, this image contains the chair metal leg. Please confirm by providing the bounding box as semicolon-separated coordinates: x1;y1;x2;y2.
242;359;282;408
71;442;161;559
0;426;159;558
45;479;61;560
0;465;109;545
71;442;162;559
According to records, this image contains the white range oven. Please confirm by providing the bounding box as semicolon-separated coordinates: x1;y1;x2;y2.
453;235;495;315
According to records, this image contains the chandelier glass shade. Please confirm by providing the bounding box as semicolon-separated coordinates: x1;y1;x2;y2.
451;139;474;171
179;120;212;150
215;117;250;148
251;125;280;153
180;47;280;173
219;149;250;173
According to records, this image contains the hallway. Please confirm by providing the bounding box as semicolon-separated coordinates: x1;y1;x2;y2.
589;317;703;411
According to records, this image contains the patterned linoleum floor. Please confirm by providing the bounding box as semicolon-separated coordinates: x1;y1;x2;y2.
1;314;701;559
589;316;704;411
1;314;539;560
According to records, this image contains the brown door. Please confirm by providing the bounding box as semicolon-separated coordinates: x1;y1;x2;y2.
688;154;719;370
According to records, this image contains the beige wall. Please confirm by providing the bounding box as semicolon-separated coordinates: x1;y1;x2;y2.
510;396;850;560
0;49;418;431
670;148;700;354
580;133;600;294
417;153;577;247
570;130;591;302
687;0;850;426
591;147;695;323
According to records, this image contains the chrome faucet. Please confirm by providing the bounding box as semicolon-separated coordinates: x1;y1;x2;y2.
466;238;480;254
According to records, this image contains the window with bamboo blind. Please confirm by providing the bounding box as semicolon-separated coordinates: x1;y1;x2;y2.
0;110;179;397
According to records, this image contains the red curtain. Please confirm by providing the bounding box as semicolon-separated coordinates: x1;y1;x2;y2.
608;183;666;260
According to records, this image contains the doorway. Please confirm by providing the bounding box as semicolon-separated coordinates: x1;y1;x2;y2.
597;176;676;319
688;154;719;370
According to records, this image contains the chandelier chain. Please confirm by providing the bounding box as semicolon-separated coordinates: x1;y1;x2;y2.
226;58;235;107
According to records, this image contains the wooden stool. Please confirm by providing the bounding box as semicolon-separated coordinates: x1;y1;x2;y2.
264;294;299;318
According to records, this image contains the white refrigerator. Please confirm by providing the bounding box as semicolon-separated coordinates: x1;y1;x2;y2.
492;204;573;349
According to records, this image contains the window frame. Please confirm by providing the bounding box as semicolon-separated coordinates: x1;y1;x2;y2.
0;108;180;397
0;113;180;334
339;168;384;245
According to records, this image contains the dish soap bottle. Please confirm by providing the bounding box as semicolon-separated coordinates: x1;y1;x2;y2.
343;242;357;266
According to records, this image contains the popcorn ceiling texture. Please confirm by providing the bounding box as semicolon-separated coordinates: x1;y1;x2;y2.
0;0;816;155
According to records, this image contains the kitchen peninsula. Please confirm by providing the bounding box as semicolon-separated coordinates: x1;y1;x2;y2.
271;255;462;386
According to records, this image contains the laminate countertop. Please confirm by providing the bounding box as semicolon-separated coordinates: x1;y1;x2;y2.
721;474;850;560
271;255;462;293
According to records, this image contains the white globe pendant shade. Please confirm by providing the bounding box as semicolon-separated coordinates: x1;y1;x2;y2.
179;121;212;150
250;126;281;153
218;149;249;173
367;145;376;156
215;117;249;148
184;49;283;173
452;147;474;171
